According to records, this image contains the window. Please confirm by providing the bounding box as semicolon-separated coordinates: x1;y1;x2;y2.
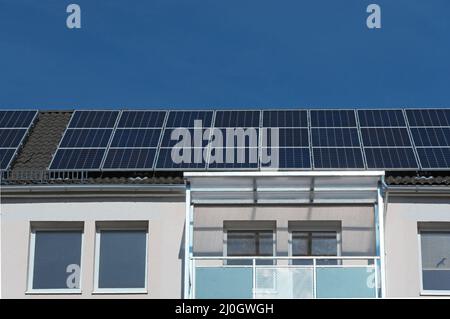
227;230;274;257
94;222;148;293
289;221;340;265
224;222;275;265
419;228;450;294
28;223;83;293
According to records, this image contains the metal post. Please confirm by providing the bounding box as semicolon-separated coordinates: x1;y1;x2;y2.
376;184;387;298
312;258;317;298
252;258;256;299
374;257;379;298
183;183;192;298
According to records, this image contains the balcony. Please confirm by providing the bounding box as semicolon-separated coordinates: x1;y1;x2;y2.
191;256;381;299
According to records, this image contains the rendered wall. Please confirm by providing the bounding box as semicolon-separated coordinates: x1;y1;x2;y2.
193;205;376;257
385;196;450;298
1;196;185;299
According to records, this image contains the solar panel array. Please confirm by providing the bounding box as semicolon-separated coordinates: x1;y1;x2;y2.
48;109;450;171
0;110;38;170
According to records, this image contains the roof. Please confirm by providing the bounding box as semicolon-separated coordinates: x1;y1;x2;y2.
1;110;450;187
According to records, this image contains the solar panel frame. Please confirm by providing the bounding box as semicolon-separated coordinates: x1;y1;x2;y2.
49;148;107;170
155;110;214;171
0;148;17;170
312;147;365;170
311;128;361;147
160;128;211;148
357;109;406;127
117;110;167;128
310;109;357;127
364;147;419;170
111;128;163;148
416;147;450;170
59;128;114;148
102;148;158;170
360;127;413;147
207;147;260;170
49;110;121;171
165;110;214;128
206;110;261;170
45;108;450;172
261;109;308;128
0;110;38;171
155;147;208;170
0;110;39;128
261;128;309;148
213;110;261;128
260;147;311;170
405;108;450;127
410;127;450;147
67;110;120;128
101;110;168;171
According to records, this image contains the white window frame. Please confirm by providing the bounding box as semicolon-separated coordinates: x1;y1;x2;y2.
26;225;84;295
418;227;450;296
288;223;342;264
93;223;149;294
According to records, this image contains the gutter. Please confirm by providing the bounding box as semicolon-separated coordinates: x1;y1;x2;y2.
0;183;186;198
384;184;450;195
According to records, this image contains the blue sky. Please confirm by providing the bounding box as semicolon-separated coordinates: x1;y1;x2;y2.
0;0;449;110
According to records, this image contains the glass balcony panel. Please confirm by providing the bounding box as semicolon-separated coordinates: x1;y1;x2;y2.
316;266;377;298
195;267;252;299
255;267;313;298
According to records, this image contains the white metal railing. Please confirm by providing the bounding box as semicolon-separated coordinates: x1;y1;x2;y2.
190;256;381;299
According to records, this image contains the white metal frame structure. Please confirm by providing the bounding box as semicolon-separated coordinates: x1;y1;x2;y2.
183;170;387;299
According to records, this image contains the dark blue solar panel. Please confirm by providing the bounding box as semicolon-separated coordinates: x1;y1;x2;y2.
262;110;308;127
208;147;259;169
0;111;37;128
118;111;166;128
358;109;406;127
155;148;206;170
161;128;209;148
0;148;16;170
110;129;161;148
364;148;418;169
313;148;364;169
361;128;412;147
262;128;309;147
416;148;450;169
311;128;360;147
214;111;260;127
310;110;356;127
60;129;112;148
50;148;105;170
0;129;27;147
411;128;450;147
103;148;157;169
69;111;119;128
406;109;450;127
211;128;259;148
166;111;213;128
261;148;311;169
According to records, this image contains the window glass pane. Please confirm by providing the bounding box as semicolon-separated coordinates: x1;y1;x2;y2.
98;230;147;289
227;232;257;256
421;231;450;291
291;231;337;266
226;230;274;265
292;233;309;256
259;231;275;256
33;231;82;290
311;232;338;256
